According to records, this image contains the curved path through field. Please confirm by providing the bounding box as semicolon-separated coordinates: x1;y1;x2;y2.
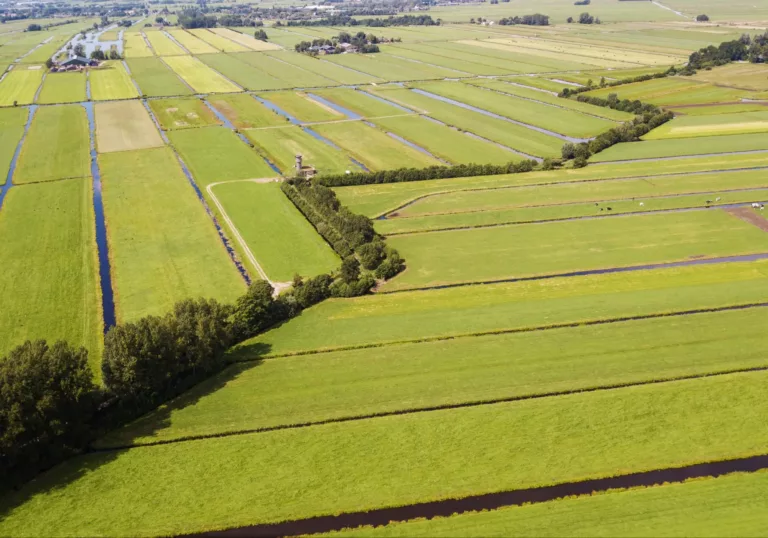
206;178;291;294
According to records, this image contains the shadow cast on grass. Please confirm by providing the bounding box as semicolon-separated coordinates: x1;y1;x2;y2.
0;343;272;521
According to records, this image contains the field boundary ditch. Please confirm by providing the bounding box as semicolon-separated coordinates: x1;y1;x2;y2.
185;454;768;537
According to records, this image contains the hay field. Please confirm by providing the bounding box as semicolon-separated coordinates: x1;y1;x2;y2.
95;100;165;153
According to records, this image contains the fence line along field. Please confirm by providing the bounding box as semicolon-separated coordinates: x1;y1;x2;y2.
4;6;768;538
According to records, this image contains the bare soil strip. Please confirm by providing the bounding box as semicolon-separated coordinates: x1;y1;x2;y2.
725;206;768;232
185;453;768;537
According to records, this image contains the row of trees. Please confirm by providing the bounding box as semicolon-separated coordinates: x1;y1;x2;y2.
316;159;538;187
679;33;768;74
567;12;601;24
562;108;673;166
497;14;549;26
3;176;407;489
281;178;403;285
178;9;217;29
286;14;438;27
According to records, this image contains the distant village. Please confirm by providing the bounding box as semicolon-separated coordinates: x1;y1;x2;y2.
295;31;401;55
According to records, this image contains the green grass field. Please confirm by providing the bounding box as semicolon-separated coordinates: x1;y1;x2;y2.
167;29;218;55
412;81;618;139
379;189;768;234
326;52;465;82
162;55;241;94
366;87;563;158
168;127;275;188
189;28;249;52
100;147;245;322
233;51;341;88
329;471;768;537
197;53;287;91
95;100;165;153
265;51;382;85
690;62;768;91
207;93;289;129
467;78;635;122
4;370;768;535
382;211;768;291
36;72;86;104
0;179;101;369
90;61;140;101
101;305;768;447
311;88;409;118
126;57;193;97
257;90;343;123
249;259;768;357
593;133;768;162
0;107;29;178
645;110;768;139
148;98;221;130
371;115;521;165
244;126;354;175
212;181;339;281
311;121;443;171
145;31;186;56
336;153;768;218
123;31;153;58
212;28;282;51
0;67;43;106
14;105;90;184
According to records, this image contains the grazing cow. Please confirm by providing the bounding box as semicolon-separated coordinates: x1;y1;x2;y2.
639;202;644;207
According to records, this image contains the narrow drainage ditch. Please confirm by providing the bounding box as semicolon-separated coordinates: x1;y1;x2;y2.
82;102;116;331
411;88;590;143
141;99;251;284
0;105;36;210
253;94;369;172
187;453;768;537
202;100;282;175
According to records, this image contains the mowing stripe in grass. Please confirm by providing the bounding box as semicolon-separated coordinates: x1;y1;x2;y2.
379;252;768;294
184;455;768;538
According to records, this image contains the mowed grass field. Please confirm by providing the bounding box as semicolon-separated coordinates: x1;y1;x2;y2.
36;72;86;104
244;126;355;175
367;86;564;158
371;115;521;165
4;370;768;535
311;121;443;171
592;132;768;162
0;67;43;106
381;211;768;291
14;105;90;184
328;471;768;537
100;147;245;322
207;93;288;129
101;305;768;447
644;110;768;139
168;127;276;188
95;100;164;153
249;260;768;357
0;179;101;368
212;181;340;281
126;57;193;97
412;81;618;139
336;153;768;218
258;90;344;123
89;61;140;101
0;107;29;177
163;55;241;94
149;98;221;130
